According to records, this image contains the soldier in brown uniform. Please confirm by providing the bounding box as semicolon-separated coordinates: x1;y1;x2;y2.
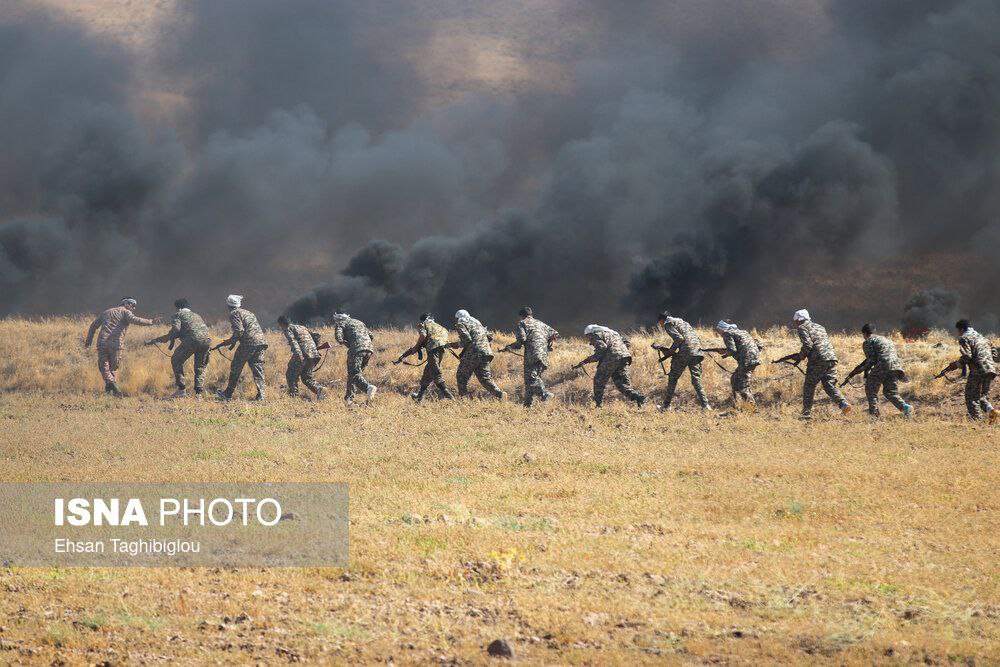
654;311;710;410
501;306;559;407
84;297;160;397
573;325;646;407
278;316;325;400
332;312;378;405
214;294;268;401
952;319;997;422
450;309;504;400
712;320;761;406
789;309;850;418
842;323;912;418
144;298;212;397
396;313;455;402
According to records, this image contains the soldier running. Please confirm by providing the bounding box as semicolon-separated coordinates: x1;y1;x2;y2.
144;298;212;398
573;324;646;408
332;312;377;405
942;319;997;422
501;306;559;407
84;297;160;397
214;294;268;401
278;316;325;400
396;313;454;402
654;311;710;411
842;323;912;418
449;309;505;400
710;320;761;407
789;309;850;418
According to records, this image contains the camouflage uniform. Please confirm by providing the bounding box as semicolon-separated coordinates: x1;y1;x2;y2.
85;306;155;386
660;317;709;409
721;327;761;405
455;316;503;398
509;316;558;406
959;328;996;420
283;323;322;397
797;319;848;416
220;307;268;399
582;329;644;406
148;308;212;393
414;320;453;400
334;316;376;402
861;335;907;417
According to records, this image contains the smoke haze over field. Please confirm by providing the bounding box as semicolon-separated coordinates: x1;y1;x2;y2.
1;0;999;330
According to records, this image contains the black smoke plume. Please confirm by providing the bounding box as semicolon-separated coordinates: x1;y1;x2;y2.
2;1;999;332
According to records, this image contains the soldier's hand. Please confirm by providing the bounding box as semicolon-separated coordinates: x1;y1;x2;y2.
152;316;163;325
144;339;153;346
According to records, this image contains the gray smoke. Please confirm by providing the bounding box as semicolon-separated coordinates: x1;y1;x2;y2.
901;288;961;334
2;0;999;331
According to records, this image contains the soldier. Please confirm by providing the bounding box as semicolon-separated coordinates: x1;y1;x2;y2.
946;319;997;422
653;311;710;411
500;306;559;407
710;320;761;406
84;297;160;397
841;323;912;419
277;316;325;400
396;313;454;402
788;309;850;418
144;298;212;398
332;312;378;405
573;324;646;407
214;294;268;401
449;309;504;400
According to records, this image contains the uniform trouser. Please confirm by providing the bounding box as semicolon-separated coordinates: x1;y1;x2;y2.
594;357;643;404
663;353;709;408
865;369;907;417
522;359;549;406
802;359;847;415
345;351;374;401
964;370;995;420
224;344;267;398
730;363;757;405
172;341;211;392
97;346;122;384
286;355;321;395
456;351;503;397
417;348;451;398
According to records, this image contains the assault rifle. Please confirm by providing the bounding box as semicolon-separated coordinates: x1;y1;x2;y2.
772;352;806;375
840;360;871;387
935;358;964;380
651;343;675;375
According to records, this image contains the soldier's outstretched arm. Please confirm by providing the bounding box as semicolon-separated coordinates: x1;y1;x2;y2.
84;316;101;348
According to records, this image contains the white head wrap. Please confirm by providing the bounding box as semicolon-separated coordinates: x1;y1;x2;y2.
226;294;243;308
715;320;737;332
793;309;810;322
332;312;349;322
120;297;137;307
455;309;483;328
584;324;616;336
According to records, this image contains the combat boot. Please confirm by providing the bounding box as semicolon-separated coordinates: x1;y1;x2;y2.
635;395;647;409
108;382;124;398
171;388;187;399
436;381;455;400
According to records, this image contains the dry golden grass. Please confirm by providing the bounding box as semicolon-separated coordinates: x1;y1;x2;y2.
0;318;997;664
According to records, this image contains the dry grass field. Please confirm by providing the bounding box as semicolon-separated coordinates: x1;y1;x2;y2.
0;318;997;664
